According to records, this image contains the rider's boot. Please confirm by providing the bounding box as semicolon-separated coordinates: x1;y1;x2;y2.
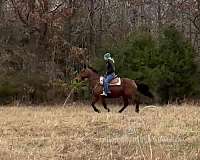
100;91;107;96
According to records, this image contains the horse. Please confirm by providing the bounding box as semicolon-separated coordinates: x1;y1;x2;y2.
77;67;154;113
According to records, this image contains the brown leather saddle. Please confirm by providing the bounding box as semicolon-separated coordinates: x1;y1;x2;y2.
100;76;121;86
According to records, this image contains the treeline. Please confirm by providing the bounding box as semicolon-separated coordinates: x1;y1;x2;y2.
0;0;200;104
94;27;200;103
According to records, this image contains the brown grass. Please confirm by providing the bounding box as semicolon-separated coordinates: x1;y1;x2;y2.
0;104;200;160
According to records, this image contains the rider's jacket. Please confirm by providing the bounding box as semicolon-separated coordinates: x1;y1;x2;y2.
106;60;115;75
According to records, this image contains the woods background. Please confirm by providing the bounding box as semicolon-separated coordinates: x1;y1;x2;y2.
0;0;200;104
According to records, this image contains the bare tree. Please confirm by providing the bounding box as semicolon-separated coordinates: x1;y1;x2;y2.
89;0;95;56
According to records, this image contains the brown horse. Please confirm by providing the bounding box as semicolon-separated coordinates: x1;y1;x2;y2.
78;67;153;113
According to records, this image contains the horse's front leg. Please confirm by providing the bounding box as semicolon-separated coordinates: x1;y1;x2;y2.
101;97;110;112
91;96;100;113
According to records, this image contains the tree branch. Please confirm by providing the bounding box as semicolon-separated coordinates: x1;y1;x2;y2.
10;0;28;26
48;2;64;15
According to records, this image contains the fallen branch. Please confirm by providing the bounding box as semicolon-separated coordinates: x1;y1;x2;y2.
63;88;74;107
141;105;159;111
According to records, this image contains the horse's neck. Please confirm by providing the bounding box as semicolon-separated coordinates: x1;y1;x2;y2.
88;73;100;88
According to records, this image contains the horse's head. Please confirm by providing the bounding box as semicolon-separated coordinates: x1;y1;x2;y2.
79;68;91;80
76;67;99;81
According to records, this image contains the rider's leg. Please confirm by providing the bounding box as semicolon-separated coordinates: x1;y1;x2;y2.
102;78;108;96
104;74;114;94
101;74;114;96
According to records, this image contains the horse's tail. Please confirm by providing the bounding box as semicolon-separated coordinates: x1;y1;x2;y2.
135;81;154;99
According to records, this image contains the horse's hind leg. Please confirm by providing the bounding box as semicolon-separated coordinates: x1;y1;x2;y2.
91;96;100;113
101;97;110;112
119;97;129;113
135;101;140;113
134;95;140;113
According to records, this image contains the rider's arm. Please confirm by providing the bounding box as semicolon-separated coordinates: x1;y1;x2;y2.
106;60;115;75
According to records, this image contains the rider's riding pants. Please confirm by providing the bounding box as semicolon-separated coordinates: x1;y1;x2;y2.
103;74;115;94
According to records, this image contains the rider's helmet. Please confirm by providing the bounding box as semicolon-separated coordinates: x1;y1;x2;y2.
104;52;114;63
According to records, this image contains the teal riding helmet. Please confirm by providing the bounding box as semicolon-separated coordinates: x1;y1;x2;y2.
104;52;114;63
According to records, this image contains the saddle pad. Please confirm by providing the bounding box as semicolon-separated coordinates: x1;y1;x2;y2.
100;77;121;86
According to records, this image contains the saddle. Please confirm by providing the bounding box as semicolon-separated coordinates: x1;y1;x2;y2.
100;76;121;86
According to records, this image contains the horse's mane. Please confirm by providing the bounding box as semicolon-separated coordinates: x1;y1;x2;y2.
88;66;99;74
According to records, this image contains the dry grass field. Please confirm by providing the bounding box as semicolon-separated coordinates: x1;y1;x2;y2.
0;104;200;160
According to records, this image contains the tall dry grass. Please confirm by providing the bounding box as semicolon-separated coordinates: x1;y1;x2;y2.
0;104;199;160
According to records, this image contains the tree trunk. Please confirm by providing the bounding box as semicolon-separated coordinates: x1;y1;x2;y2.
64;0;72;45
98;0;105;49
157;0;162;33
168;0;175;26
189;8;192;42
0;0;3;18
89;0;95;57
196;0;200;71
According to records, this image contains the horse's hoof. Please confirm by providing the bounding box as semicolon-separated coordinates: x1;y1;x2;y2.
94;109;100;113
135;110;139;113
118;110;123;113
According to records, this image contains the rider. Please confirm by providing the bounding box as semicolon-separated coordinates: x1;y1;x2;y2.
101;52;116;96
